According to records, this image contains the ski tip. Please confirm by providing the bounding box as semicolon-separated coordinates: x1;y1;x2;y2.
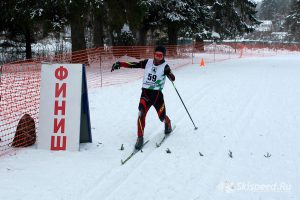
194;127;198;130
155;143;160;148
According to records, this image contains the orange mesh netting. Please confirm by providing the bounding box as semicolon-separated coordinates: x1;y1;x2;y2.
0;42;299;156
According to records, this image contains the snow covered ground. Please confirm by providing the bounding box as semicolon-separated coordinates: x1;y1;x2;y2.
1;54;300;200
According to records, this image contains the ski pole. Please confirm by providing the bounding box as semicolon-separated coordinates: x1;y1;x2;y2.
171;81;198;130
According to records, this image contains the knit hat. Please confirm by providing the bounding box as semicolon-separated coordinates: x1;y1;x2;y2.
154;45;166;55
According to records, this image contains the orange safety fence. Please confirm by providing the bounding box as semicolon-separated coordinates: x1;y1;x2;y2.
0;42;299;156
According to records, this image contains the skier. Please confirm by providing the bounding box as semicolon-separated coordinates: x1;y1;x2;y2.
111;45;175;150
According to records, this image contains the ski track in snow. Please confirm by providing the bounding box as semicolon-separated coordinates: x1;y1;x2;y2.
1;54;300;200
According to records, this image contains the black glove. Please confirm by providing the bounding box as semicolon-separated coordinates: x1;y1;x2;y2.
111;61;120;72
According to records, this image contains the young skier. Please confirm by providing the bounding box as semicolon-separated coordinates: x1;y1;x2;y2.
111;45;175;150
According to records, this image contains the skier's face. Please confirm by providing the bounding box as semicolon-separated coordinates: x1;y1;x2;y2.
154;52;164;61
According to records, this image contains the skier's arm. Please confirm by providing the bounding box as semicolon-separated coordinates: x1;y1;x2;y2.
111;59;148;72
164;65;175;81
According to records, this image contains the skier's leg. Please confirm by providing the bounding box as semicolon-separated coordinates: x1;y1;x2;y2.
135;98;150;150
154;92;172;134
137;98;149;137
153;91;165;122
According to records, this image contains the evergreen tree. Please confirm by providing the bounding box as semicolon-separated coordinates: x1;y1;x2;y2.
259;0;293;31
139;0;211;45
277;0;293;16
0;0;45;59
89;0;106;47
285;0;300;41
0;0;67;60
104;0;127;45
123;0;147;45
259;0;278;20
42;0;68;36
259;0;293;20
209;0;260;39
65;0;88;52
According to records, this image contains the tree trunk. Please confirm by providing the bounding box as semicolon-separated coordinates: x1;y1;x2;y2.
137;26;147;45
167;22;178;56
93;11;104;47
195;35;204;52
70;6;87;64
167;22;178;45
71;16;86;52
24;27;32;59
136;25;148;59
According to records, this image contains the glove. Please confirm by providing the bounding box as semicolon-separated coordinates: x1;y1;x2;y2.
167;73;175;82
111;61;120;72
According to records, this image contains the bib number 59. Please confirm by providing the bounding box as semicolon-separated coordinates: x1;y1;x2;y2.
148;74;157;82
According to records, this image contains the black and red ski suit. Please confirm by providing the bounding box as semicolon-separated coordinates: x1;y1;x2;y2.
118;59;175;137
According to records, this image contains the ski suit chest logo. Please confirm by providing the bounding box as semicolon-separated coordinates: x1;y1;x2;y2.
151;67;157;73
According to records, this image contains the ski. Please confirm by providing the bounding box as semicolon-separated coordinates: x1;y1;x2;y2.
121;140;149;165
121;125;176;164
155;125;176;148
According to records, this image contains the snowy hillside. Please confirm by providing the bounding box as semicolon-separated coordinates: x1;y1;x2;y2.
1;55;300;200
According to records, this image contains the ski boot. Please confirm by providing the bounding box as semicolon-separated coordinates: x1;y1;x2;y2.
135;136;144;150
165;116;172;135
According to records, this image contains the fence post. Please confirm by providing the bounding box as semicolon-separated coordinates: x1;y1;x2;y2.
192;42;194;64
213;42;216;62
99;52;103;88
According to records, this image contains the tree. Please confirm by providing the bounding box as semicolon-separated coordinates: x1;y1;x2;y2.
259;0;293;20
0;0;67;60
42;0;68;36
138;0;259;44
259;0;293;31
208;0;260;39
259;0;278;20
139;0;211;45
285;0;300;41
89;0;106;47
105;0;127;45
65;0;88;52
0;0;44;59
